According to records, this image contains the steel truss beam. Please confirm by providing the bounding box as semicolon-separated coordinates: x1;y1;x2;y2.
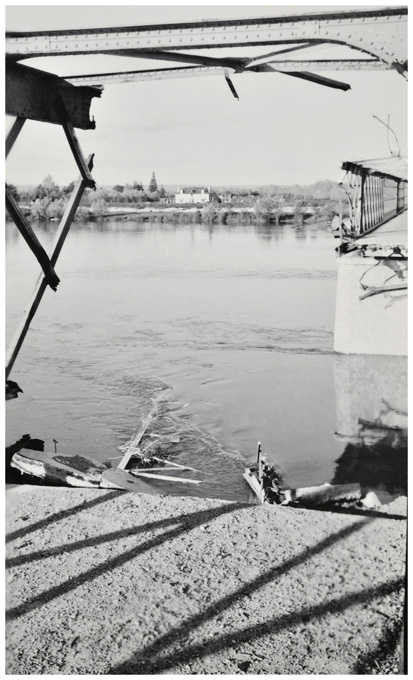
6;62;102;129
65;64;353;91
64;58;388;88
66;65;232;86
6;7;407;76
71;44;353;89
94;41;328;71
249;59;390;72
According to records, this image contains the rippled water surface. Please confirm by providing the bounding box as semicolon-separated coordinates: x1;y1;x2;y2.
6;220;406;502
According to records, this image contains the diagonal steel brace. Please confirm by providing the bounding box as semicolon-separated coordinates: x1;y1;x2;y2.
56;95;96;189
5;187;60;290
6;116;26;158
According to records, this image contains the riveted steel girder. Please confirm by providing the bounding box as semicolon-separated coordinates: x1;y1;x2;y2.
65;66;230;87
6;7;407;76
64;58;389;88
6;62;102;129
250;59;390;73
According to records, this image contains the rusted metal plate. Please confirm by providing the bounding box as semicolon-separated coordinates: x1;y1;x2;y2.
6;62;101;129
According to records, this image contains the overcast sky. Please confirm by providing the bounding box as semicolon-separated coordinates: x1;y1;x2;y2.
5;2;408;189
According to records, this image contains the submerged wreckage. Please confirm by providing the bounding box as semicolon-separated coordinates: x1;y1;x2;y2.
9;431;395;512
243;443;386;510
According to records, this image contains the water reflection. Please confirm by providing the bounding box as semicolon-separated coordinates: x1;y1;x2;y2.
7;216;332;244
206;223;215;239
333;354;407;501
254;224;286;242
292;227;308;240
71;221;149;236
332;439;407;499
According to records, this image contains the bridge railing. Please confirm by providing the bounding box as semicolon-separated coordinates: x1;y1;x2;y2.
341;163;407;237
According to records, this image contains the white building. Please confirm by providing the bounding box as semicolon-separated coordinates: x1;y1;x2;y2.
175;186;214;204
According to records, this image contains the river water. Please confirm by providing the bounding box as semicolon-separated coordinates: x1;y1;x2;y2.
6;219;406;503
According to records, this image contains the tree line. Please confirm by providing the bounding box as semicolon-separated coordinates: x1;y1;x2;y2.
6;172;166;221
6;172;343;223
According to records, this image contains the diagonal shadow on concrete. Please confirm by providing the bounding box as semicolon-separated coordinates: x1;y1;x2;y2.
107;517;374;673
108;576;404;675
6;501;237;569
7;519;178;569
6;490;127;544
300;504;406;520
6;501;250;621
353;615;404;674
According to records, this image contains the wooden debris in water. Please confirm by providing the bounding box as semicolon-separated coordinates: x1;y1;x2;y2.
117;405;158;469
129;456;197;473
130;470;202;484
242;468;265;504
243;443;284;504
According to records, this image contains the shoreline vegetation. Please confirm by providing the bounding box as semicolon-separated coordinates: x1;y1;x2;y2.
6;174;346;228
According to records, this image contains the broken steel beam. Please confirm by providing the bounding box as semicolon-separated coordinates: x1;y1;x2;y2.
6;62;101;129
274;70;351;91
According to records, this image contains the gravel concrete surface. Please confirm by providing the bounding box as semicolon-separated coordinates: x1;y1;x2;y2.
6;485;406;675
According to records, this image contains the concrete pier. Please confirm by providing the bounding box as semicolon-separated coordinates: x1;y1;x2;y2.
334;212;407;356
